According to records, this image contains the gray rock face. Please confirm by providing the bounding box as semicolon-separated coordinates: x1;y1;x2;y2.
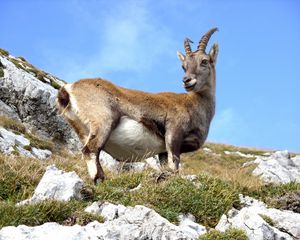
18;165;84;205
216;195;300;240
0;55;79;150
244;150;300;184
0;99;20;121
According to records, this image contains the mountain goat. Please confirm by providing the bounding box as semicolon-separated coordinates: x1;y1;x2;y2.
56;28;219;183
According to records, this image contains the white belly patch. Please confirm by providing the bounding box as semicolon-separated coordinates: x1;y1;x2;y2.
104;116;165;161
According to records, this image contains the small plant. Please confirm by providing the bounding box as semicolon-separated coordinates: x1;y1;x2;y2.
199;229;247;240
51;80;62;89
0;68;4;78
10;58;27;72
259;214;275;226
17;56;27;62
0;48;9;56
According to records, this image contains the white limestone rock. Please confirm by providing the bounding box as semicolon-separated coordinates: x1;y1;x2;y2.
18;165;84;205
216;195;300;240
85;201;206;239
224;150;256;158
100;151;162;173
1;202;207;239
244;150;300;184
0;127;52;160
31;147;52;160
178;213;207;238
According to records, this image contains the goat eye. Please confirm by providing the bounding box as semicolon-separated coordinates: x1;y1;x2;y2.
201;59;208;65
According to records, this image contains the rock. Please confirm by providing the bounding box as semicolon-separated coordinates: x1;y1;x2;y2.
17;165;84;205
178;213;207;238
0;55;80;151
203;147;212;153
16;145;35;158
129;183;142;192
100;151;162;173
0;127;31;155
224;150;256;158
31;147;52;160
84;201;206;239
145;156;161;171
271;191;300;213
0;99;20;121
243;150;300;184
216;195;300;239
85;202;126;221
0;127;52;160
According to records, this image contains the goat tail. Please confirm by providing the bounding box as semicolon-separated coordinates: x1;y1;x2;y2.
56;85;70;115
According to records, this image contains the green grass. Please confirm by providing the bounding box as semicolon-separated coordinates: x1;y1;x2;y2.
0;200;103;228
94;172;240;227
199;229;247;240
0;137;299;233
244;181;300;207
0;68;4;78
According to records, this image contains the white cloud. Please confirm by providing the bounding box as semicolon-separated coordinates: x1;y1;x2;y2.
208;107;248;145
42;1;176;83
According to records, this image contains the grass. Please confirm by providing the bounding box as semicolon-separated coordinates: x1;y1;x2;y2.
0;200;104;228
181;143;264;191
25;133;55;151
199;229;247;240
93;172;240;227
0;48;9;56
0;115;55;152
0;68;4;78
259;214;275;226
0;115;26;134
8;55;64;89
0;133;299;235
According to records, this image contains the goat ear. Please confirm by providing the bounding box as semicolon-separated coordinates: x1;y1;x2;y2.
177;51;185;62
209;43;219;64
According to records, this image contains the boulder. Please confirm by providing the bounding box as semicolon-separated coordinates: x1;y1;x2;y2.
18;165;84;205
243;150;300;184
216;195;300;239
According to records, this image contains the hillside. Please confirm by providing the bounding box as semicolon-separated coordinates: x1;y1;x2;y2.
1;48;300;239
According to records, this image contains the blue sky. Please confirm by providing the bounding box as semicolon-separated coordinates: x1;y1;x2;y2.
1;0;300;152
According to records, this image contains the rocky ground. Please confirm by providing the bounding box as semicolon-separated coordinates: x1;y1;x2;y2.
1;48;300;239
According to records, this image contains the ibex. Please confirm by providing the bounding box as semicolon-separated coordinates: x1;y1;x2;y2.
56;28;218;184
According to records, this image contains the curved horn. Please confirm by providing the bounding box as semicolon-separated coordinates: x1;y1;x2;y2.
197;27;218;53
184;38;193;56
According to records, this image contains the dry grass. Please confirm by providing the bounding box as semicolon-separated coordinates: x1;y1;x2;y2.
181;143;265;191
